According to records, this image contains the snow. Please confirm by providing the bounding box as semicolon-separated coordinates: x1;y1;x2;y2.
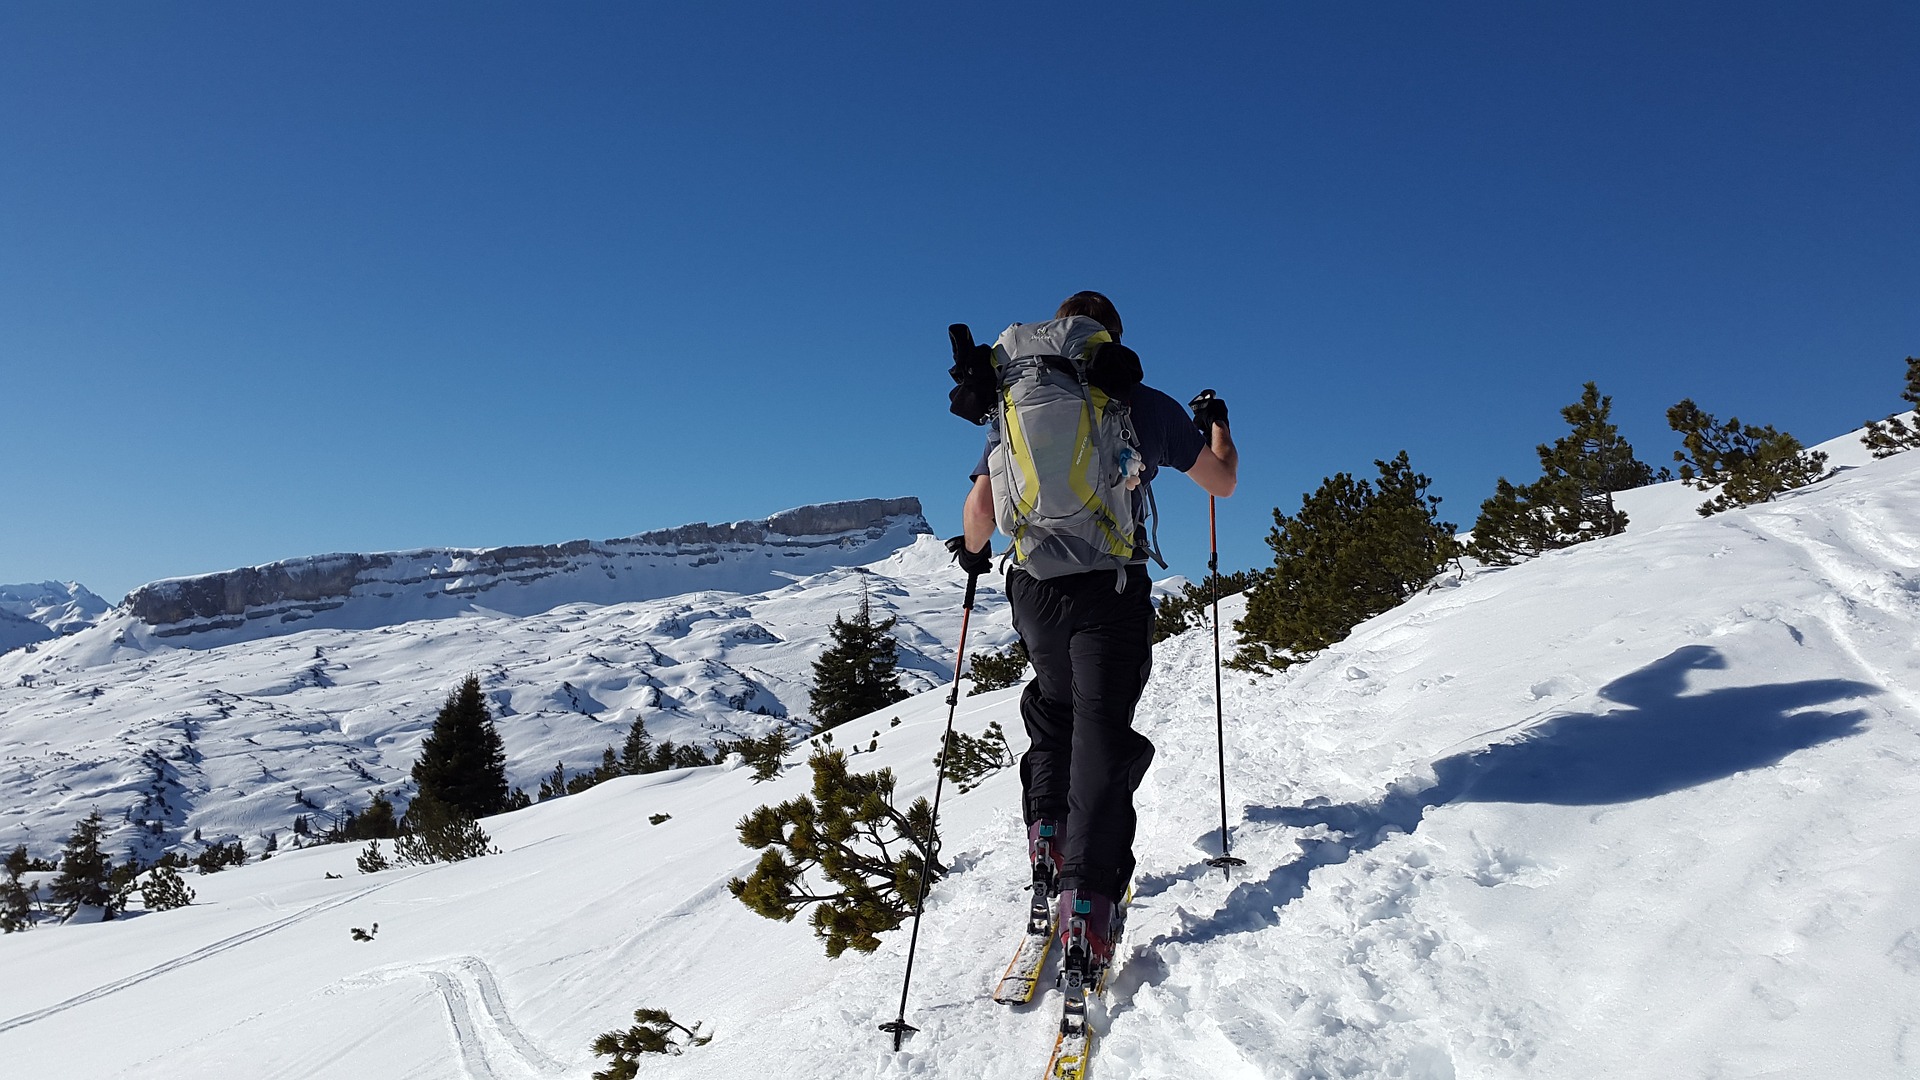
0;581;109;654
3;434;1918;1079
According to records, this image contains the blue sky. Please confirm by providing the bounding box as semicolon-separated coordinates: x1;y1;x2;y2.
2;3;1915;600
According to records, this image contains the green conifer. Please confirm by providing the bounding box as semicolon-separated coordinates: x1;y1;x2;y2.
139;864;196;911
591;1007;713;1076
1233;452;1459;671
1860;357;1920;459
1667;399;1830;515
411;675;510;819
727;748;940;958
394;793;497;865
1470;383;1657;564
965;641;1030;694
1151;570;1258;643
3;844;37;932
50;810;116;918
807;591;911;732
618;716;653;774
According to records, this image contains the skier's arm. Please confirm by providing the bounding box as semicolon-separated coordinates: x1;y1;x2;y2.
961;474;995;553
1187;423;1238;498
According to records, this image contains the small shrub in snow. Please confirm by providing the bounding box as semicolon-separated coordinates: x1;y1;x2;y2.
1667;399;1830;515
935;721;1015;794
349;922;378;941
965;640;1031;693
194;840;247;874
139;864;195;911
719;730;792;782
728;748;940;958
356;841;392;874
393;794;497;865
1151;571;1256;644
590;1007;712;1076
649;813;671;825
1860;357;1920;459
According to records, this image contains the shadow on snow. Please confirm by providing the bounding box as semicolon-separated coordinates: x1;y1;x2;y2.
1144;645;1875;945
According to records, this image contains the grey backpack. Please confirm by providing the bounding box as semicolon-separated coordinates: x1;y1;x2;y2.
986;316;1157;581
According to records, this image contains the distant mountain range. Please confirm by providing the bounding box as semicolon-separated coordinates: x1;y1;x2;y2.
0;498;1016;864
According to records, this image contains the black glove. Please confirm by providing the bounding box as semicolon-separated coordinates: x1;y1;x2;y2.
948;324;996;425
1189;389;1229;433
945;535;993;577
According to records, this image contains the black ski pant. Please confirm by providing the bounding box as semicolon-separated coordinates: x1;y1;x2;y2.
1009;564;1155;903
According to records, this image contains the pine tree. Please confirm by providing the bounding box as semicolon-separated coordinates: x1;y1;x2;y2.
728;748;940;958
2;844;37;933
618;716;653;774
49;810;116;918
393;793;497;865
1151;570;1258;643
411;676;510;819
139;864;196;911
934;721;1015;793
1667;399;1830;515
1233;452;1459;671
1470;383;1657;565
806;592;910;732
1860;357;1920;459
965;640;1031;694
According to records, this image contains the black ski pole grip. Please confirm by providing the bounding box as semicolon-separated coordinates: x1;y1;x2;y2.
949;323;975;361
963;571;978;611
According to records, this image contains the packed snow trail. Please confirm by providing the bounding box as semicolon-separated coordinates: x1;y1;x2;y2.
2;439;1918;1078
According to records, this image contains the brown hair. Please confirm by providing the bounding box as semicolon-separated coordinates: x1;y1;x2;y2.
1055;291;1123;339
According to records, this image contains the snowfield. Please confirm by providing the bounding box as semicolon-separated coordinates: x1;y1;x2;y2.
4;431;1919;1079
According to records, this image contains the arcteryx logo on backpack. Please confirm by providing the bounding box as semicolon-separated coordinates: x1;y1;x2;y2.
975;315;1154;580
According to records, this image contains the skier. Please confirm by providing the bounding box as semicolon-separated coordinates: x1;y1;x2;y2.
948;290;1238;983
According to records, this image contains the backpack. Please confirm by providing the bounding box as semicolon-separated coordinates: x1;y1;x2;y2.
982;316;1158;581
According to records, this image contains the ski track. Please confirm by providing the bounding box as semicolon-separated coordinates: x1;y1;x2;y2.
0;875;415;1035
343;956;567;1080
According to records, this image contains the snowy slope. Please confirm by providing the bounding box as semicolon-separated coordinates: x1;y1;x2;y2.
4;437;1918;1079
0;581;109;653
0;502;1018;864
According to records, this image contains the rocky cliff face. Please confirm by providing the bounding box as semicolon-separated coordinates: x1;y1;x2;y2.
123;497;930;640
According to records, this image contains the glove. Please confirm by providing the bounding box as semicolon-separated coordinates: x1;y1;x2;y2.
1189;389;1229;433
945;535;993;577
947;323;996;425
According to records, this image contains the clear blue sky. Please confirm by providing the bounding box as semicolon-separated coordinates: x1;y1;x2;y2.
3;3;1915;601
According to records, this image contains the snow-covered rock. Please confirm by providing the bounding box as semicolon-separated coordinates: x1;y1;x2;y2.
0;581;110;652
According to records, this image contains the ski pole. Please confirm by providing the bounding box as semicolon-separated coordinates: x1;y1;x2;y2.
1201;495;1245;877
880;567;977;1050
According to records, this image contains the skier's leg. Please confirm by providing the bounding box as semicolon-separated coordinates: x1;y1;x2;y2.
1060;567;1155;901
1010;570;1074;828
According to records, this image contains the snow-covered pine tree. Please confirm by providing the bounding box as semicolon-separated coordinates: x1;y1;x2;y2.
49;809;116;919
1470;383;1658;565
806;590;910;732
1860;356;1920;459
411;675;510;818
1667;399;1830;515
1233;451;1459;671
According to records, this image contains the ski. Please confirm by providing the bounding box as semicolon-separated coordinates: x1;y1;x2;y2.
994;871;1060;1004
993;921;1056;1003
1042;996;1093;1079
1038;886;1131;1079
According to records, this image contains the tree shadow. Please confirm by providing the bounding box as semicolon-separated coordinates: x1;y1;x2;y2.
1150;645;1876;945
